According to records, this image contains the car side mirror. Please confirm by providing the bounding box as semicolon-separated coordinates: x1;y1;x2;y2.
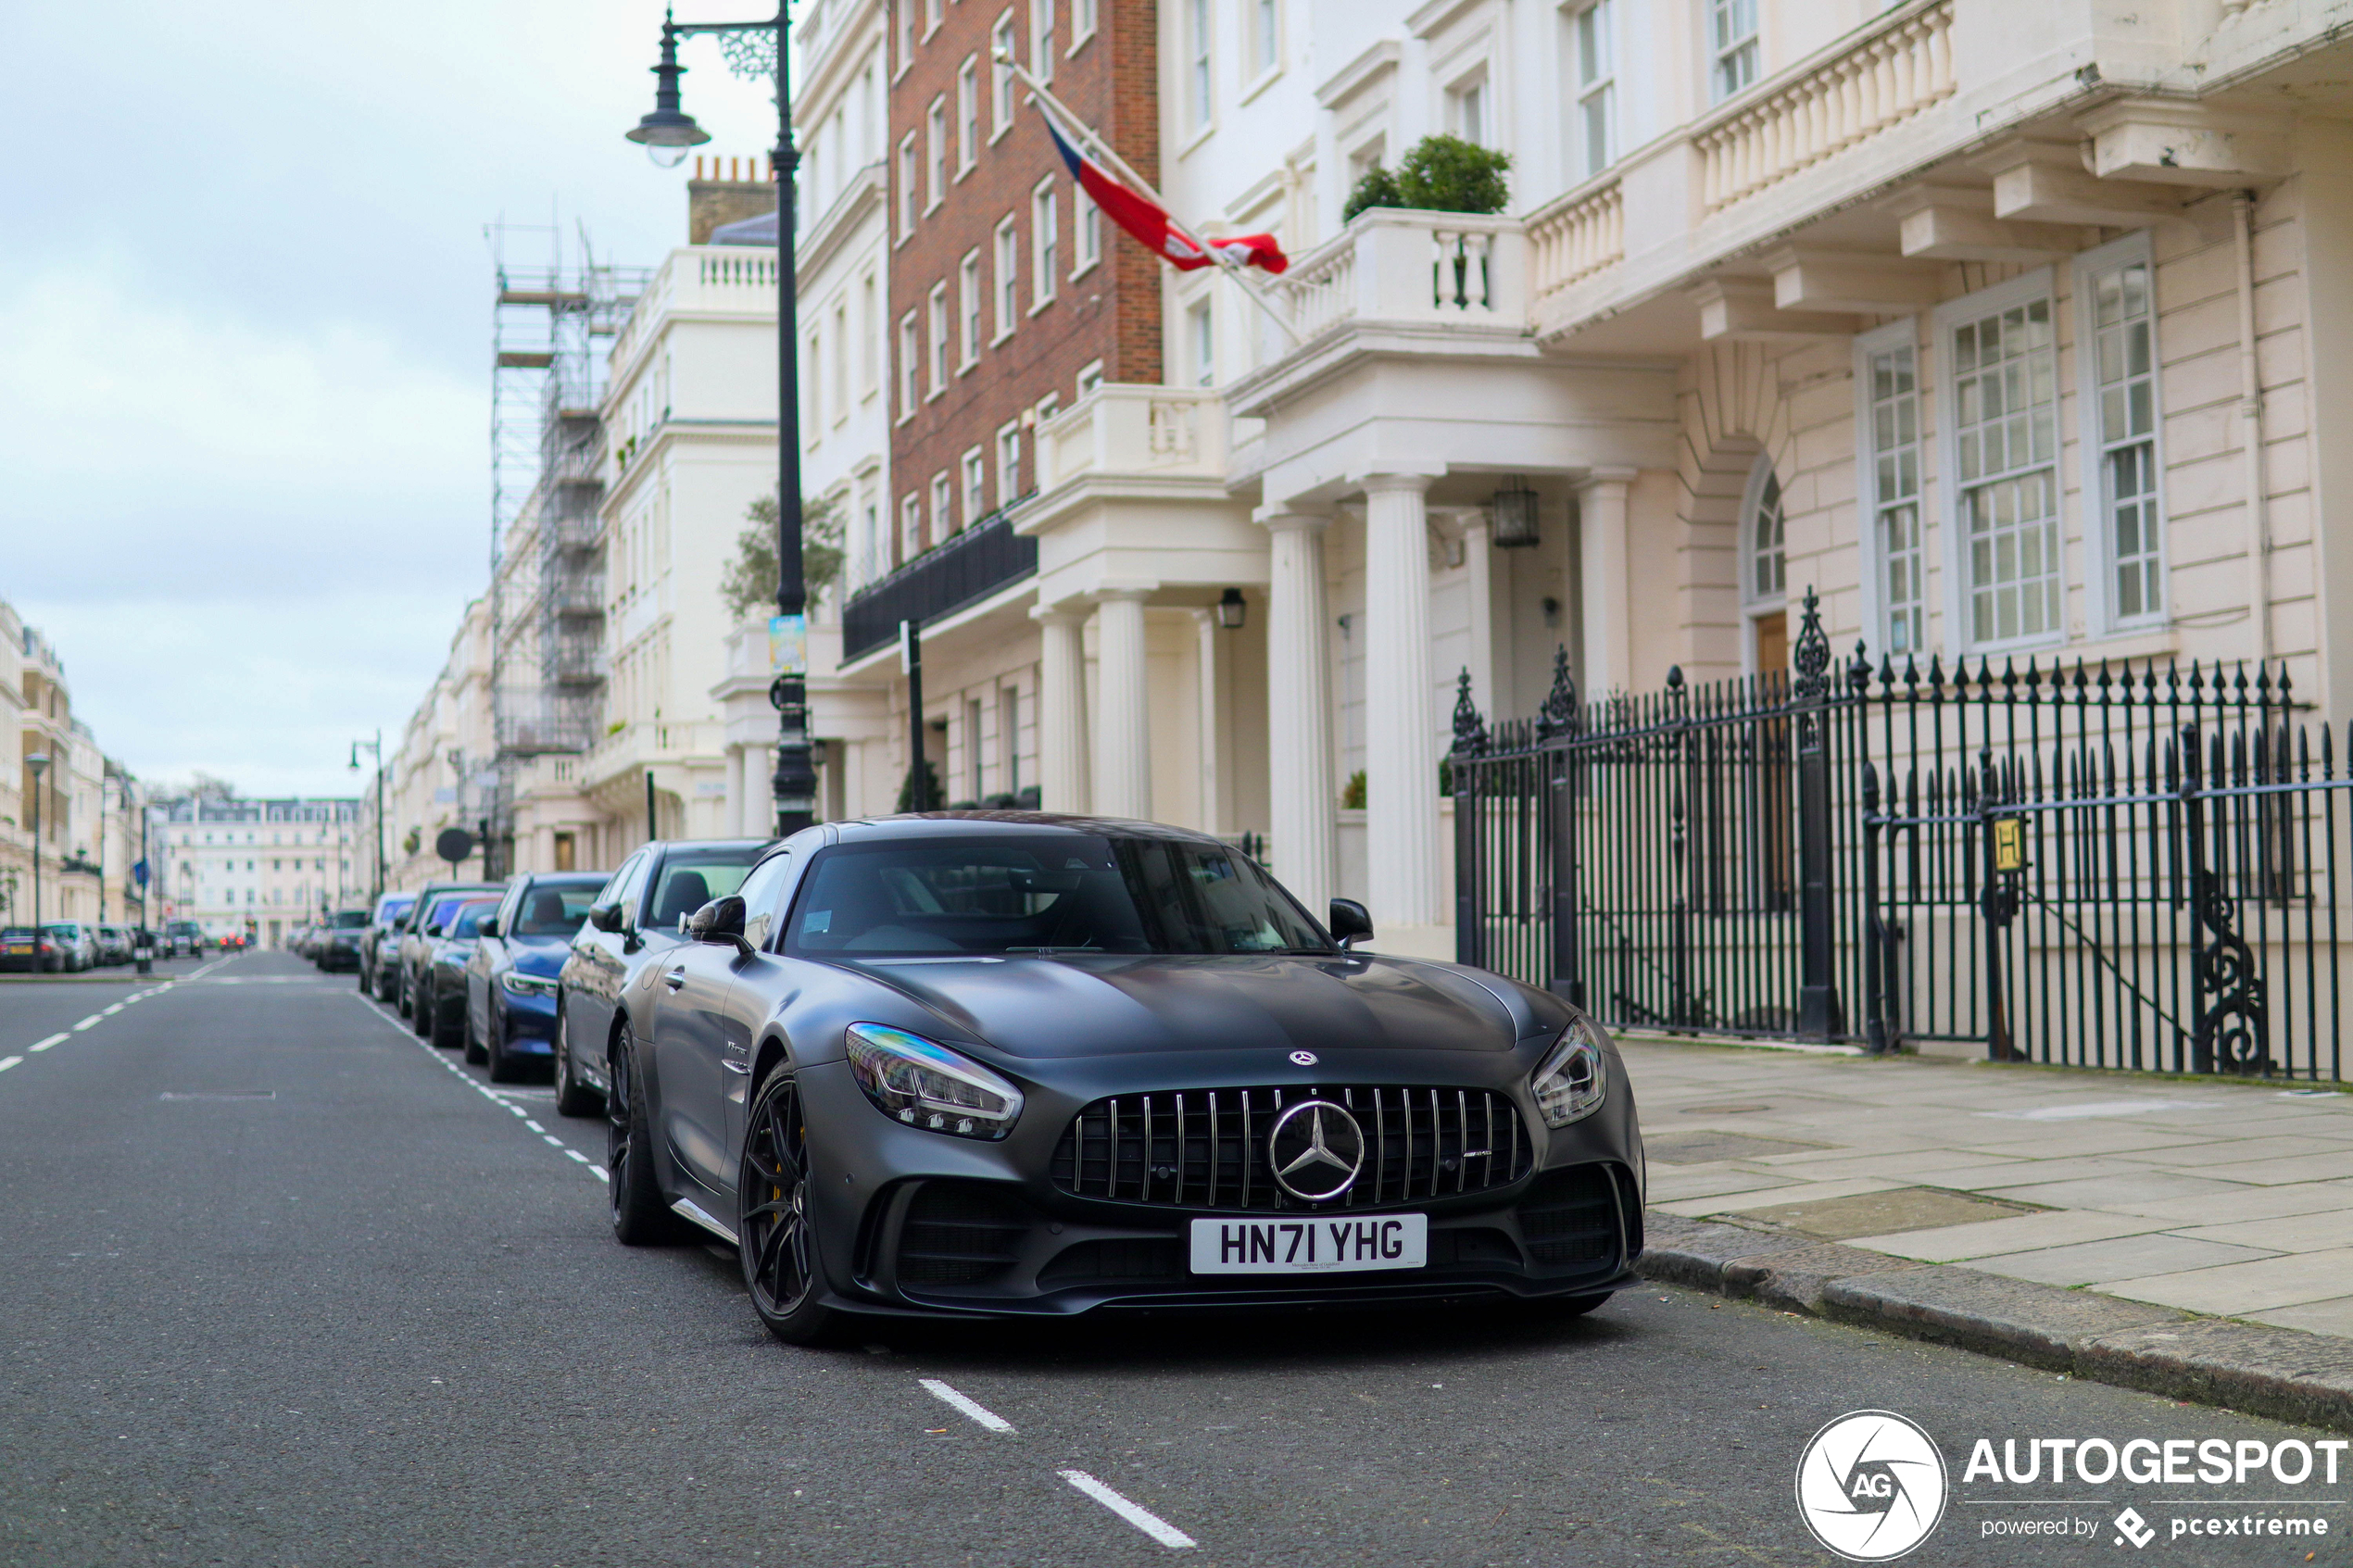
1328;897;1374;950
422;922;443;938
586;901;623;934
687;895;755;957
476;916;499;938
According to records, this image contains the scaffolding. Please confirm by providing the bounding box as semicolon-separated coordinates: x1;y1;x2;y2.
484;220;650;872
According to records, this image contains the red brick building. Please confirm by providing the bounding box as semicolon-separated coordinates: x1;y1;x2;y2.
885;0;1161;567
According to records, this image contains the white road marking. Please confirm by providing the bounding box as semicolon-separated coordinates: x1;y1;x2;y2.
71;1017;101;1032
1057;1471;1196;1549
102;1003;123;1015
29;1034;68;1053
920;1379;1016;1434
349;992;606;1190
0;1057;20;1074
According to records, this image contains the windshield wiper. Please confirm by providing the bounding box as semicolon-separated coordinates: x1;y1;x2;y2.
1004;945;1104;956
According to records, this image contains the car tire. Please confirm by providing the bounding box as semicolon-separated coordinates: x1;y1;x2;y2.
458;997;485;1063
485;1005;529;1084
411;980;433;1036
553;1010;600;1118
607;1023;689;1247
736;1064;848;1347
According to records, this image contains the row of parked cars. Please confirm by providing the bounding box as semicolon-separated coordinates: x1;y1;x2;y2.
349;818;1646;1349
0;920;160;972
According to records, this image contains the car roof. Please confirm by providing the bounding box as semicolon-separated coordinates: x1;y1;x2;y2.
518;871;610;884
823;811;1231;847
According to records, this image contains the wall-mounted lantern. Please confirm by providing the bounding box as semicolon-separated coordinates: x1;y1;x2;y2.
1215;587;1247;630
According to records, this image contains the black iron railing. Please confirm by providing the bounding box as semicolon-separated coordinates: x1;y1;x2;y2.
1450;587;2324;1075
841;509;1037;661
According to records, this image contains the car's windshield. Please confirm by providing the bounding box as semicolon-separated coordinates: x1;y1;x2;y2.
2;928;32;942
445;901;499;940
376;896;414;924
645;849;763;930
424;896;475;931
332;910;369;928
511;884;601;935
45;924;82;937
785;834;1331;958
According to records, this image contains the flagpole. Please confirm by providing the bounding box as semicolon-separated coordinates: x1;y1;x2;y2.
992;48;1302;346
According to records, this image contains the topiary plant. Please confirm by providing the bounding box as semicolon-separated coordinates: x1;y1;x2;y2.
1340;133;1513;223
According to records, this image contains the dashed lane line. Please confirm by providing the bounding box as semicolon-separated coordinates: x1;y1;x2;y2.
351;992;610;1185
920;1379;1016;1434
1058;1471;1198;1549
1;985;176;1074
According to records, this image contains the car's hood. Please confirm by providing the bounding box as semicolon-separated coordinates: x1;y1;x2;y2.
510;940;568;978
843;953;1518;1060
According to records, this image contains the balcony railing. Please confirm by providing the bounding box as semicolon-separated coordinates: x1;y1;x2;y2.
1035;383;1227;492
1528;179;1625;304
610;245;780;370
1693;0;1954;213
1272;209;1527;345
841;510;1038;662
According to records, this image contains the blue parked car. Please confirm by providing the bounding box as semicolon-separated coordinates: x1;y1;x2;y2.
462;871;609;1083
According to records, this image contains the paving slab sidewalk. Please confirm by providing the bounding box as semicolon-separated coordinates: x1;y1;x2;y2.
1618;1032;2353;1429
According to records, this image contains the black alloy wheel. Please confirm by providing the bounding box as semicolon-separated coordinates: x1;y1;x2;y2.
411;977;433;1036
736;1066;844;1346
484;1003;524;1084
606;1023;688;1246
552;1009;600;1118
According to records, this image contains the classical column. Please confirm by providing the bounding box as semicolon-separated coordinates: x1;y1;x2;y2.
1462;508;1495;716
1032;606;1090;813
1092;587;1154;820
1262;511;1336;914
1577;468;1639;697
724;745;748;836
1361;473;1442;930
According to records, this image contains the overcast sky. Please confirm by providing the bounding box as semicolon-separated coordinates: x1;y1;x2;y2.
0;1;784;799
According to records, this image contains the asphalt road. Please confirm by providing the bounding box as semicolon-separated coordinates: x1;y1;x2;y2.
2;947;2346;1567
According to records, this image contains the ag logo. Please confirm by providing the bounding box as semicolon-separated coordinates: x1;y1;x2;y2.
1794;1411;1948;1562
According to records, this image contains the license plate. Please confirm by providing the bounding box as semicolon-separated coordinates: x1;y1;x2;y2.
1189;1214;1427;1274
5;946;27;955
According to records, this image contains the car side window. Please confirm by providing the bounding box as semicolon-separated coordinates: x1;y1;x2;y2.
735;855;794;951
497;883;525;935
613;854;654;930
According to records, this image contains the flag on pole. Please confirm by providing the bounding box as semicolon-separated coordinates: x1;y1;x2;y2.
1042;116;1287;275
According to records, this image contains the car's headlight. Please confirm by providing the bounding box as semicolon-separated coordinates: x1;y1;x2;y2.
1529;1017;1608;1128
500;972;557;997
844;1022;1024;1140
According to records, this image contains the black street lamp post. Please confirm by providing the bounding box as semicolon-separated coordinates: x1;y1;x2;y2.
627;6;816;839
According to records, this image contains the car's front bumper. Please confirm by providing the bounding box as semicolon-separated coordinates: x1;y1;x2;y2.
774;1056;1645;1321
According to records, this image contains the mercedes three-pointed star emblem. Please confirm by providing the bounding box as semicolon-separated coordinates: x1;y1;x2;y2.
1265;1099;1366;1202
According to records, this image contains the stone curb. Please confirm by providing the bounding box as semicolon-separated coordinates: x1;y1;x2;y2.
1639;1210;2353;1434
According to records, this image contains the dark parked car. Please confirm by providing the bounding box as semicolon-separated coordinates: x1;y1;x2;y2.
161;921;202;958
386;881;503;1013
0;926;60;973
315;908;370;972
554;838;771;1117
356;894;415;995
462;872;608;1082
94;924;132;965
601;815;1645;1347
417;898;503;1047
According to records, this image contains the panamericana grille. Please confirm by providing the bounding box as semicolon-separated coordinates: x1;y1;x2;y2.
1049;1085;1532;1212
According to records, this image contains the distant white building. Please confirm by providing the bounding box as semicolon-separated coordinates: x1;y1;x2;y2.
157;796;361;946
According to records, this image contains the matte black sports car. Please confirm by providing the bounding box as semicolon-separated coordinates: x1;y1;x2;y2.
606;814;1645;1345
